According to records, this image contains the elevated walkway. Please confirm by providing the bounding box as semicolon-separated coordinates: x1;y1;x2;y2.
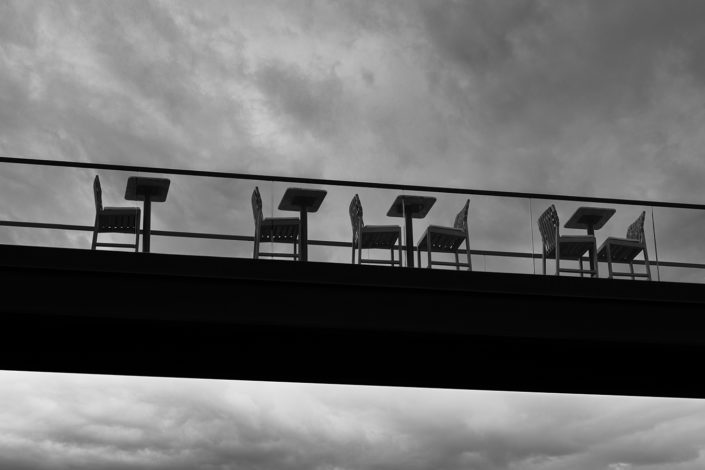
1;243;704;398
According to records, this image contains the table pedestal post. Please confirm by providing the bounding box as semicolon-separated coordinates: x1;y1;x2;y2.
143;197;152;253
300;210;308;262
404;214;414;268
587;226;595;276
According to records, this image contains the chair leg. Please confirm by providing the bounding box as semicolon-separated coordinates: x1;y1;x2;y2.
579;258;584;278
390;247;394;267
398;231;403;268
426;235;432;269
629;262;635;280
592;244;599;278
555;244;560;276
542;249;546;275
134;225;140;253
253;232;259;260
351;237;355;264
606;244;613;279
466;240;472;271
643;245;652;281
293;239;298;261
417;246;421;268
91;216;99;250
357;236;362;265
454;252;460;271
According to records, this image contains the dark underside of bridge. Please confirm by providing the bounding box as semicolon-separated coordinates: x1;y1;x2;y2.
1;243;704;399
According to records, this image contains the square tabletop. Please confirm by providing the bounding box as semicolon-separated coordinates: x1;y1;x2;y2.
564;206;616;230
125;177;171;202
278;187;328;212
386;195;437;219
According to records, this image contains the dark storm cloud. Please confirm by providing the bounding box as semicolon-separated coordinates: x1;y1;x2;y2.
255;61;345;139
420;0;705;125
418;0;705;198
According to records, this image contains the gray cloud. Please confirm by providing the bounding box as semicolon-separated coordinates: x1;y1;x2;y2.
255;61;346;140
417;0;705;199
1;373;705;469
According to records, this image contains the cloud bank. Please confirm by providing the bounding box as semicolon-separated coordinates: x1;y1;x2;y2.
1;371;705;470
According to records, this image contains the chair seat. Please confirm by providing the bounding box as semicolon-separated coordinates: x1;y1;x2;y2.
97;208;140;233
260;217;299;242
597;238;644;262
103;206;141;214
360;225;400;249
546;235;595;259
417;226;466;252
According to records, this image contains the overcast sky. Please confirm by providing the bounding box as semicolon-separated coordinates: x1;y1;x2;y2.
1;0;705;274
2;1;705;468
0;371;704;470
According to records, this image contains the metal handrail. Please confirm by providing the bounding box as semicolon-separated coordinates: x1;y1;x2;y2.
2;155;705;210
1;219;702;270
2;156;704;274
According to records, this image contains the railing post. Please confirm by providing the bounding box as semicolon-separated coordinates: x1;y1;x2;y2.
651;206;661;282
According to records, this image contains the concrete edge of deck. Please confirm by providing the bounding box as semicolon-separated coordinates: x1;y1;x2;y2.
1;243;704;399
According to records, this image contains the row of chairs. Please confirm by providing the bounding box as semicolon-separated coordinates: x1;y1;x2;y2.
252;187;471;269
91;176;650;279
256;190;650;279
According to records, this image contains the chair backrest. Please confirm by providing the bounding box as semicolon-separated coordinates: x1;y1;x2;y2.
93;175;103;212
349;194;364;242
453;199;470;233
626;211;646;243
251;186;263;226
537;205;559;252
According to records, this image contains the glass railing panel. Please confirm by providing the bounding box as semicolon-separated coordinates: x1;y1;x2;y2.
412;191;465;270
263;179;314;261
317;185;395;265
2;157;705;284
468;195;535;274
528;197;538;275
256;178;276;260
648;206;705;284
139;173;268;259
0;163;99;249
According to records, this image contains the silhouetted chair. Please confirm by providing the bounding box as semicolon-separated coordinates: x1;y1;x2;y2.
252;186;300;260
91;175;141;252
416;199;472;270
349;194;402;266
538;204;597;276
597;211;651;280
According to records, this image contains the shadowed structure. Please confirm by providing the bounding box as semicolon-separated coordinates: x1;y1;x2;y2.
2;243;705;399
